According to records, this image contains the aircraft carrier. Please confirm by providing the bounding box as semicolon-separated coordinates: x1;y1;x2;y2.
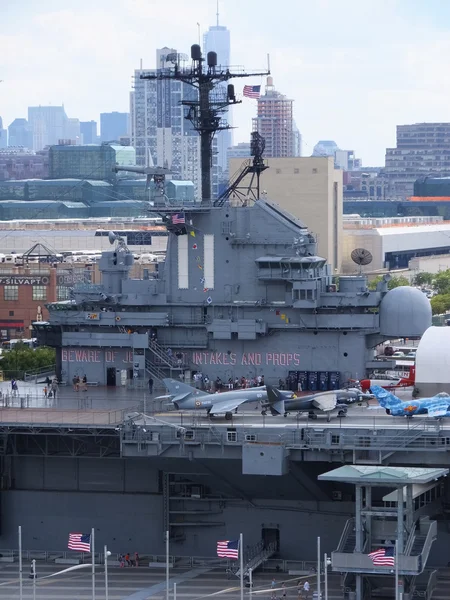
8;45;448;600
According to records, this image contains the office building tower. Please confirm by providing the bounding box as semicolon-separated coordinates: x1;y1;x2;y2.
252;77;296;158
313;140;339;157
293;122;302;157
28;106;69;151
203;9;231;183
131;47;217;198
383;123;450;200
8;118;32;148
100;112;129;142
64;118;81;144
80;121;98;145
0;118;7;149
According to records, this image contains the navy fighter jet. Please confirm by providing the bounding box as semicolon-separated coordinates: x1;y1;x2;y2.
162;379;294;420
264;385;373;421
370;385;450;417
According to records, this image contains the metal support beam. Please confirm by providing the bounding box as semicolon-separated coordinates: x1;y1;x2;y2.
406;485;414;532
397;486;404;554
365;486;372;553
355;485;363;552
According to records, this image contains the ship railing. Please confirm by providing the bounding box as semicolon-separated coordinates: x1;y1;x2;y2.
337;518;355;552
0;405;139;427
426;569;438;600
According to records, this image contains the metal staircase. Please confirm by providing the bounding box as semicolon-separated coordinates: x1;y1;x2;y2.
145;339;195;385
230;540;278;578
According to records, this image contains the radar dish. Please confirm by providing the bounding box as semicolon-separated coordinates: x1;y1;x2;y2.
351;248;373;267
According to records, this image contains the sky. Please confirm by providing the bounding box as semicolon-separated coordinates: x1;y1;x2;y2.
1;0;450;165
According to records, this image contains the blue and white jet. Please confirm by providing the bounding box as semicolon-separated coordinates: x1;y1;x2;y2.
371;385;450;417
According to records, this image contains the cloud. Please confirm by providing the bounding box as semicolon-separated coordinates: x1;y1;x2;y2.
1;0;450;164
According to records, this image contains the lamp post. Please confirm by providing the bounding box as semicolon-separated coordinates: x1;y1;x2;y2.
32;559;36;600
104;546;111;600
324;553;331;600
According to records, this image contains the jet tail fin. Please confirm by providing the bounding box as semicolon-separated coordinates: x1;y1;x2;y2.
266;385;286;416
370;385;402;408
162;378;207;398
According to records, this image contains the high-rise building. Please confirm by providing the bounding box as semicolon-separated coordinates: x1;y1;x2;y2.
203;10;231;184
80;121;98;145
0;118;7;149
100;112;129;142
65;118;81;144
8;118;32;148
293;122;302;157
28;106;69;151
131;47;217;198
313;140;339;157
252;77;296;158
382;123;450;200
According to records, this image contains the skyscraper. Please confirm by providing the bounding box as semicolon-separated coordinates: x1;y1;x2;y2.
100;112;129;142
383;122;450;199
8;118;32;148
252;77;296;158
28;106;69;151
80;121;98;144
203;7;231;184
131;47;216;198
0;118;7;149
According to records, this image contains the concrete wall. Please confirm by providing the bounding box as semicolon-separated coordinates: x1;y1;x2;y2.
229;157;343;272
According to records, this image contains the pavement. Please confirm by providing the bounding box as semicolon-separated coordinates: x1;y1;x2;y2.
0;564;338;600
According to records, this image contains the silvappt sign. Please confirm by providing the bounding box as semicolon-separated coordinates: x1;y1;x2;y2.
0;276;49;285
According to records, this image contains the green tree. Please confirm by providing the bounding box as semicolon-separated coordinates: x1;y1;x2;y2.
368;275;410;291
413;272;434;287
430;293;450;316
0;346;56;380
433;270;450;295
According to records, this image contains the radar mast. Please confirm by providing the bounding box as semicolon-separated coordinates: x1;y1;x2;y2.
140;45;269;204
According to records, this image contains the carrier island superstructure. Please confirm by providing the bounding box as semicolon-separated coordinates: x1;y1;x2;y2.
17;44;450;600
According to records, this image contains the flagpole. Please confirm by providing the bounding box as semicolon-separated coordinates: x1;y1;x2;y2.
91;527;95;600
395;540;399;600
317;537;321;600
166;530;170;600
240;533;244;600
18;525;23;600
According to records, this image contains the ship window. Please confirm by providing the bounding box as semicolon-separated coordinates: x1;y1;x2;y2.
227;430;237;442
294;168;300;174
331;435;340;445
258;262;271;269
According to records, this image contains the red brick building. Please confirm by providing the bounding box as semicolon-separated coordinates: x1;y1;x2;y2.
0;267;57;340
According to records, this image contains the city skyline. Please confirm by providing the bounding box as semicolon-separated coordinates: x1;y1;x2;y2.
2;1;450;165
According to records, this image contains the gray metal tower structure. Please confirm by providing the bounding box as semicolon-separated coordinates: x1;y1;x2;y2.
140;44;268;203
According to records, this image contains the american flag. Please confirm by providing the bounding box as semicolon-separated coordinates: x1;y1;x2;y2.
368;547;395;566
243;85;261;99
171;213;185;225
68;533;91;552
217;539;239;559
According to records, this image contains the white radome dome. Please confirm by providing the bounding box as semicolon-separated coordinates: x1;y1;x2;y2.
416;326;450;385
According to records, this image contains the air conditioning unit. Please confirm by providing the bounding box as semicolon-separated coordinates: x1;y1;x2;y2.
332;491;342;501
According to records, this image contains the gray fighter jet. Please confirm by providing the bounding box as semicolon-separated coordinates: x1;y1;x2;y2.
162;379;295;420
264;385;373;421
